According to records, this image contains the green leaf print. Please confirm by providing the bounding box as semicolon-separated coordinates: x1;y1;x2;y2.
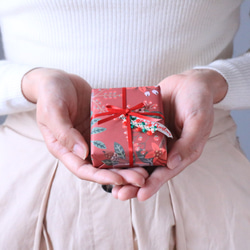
136;150;153;165
91;140;106;149
91;127;106;134
91;118;100;127
102;159;113;166
114;142;126;159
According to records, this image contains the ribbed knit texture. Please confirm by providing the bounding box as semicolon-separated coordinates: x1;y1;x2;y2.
196;53;250;110
0;0;249;114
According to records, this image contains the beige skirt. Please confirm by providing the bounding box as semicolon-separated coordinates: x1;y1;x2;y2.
1;109;250;250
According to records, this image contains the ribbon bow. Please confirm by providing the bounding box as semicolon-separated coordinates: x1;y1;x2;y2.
96;102;161;125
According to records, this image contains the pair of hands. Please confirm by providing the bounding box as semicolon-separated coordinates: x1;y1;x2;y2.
22;68;228;201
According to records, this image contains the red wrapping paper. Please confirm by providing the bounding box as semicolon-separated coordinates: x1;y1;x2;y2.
90;86;169;169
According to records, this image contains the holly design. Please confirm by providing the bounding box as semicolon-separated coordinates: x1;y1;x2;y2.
119;115;173;138
130;116;157;135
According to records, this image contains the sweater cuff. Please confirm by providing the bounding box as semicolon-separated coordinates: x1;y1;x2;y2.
194;53;250;110
0;62;37;115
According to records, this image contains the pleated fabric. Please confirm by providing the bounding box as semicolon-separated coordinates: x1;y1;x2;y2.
1;109;250;250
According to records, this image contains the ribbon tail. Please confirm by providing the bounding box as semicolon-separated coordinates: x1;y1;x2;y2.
130;116;173;138
156;124;173;138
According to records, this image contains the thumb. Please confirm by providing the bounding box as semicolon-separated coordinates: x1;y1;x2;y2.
38;110;89;160
167;111;213;169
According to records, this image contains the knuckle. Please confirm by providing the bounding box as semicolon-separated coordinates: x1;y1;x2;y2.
57;129;71;147
185;142;203;162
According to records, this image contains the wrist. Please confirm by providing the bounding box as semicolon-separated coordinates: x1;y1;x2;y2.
209;70;228;104
194;69;228;104
21;68;68;104
21;68;42;104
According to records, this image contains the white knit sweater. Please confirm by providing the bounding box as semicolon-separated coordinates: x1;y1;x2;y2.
0;0;249;115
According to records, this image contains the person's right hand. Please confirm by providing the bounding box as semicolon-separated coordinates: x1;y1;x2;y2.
21;68;148;187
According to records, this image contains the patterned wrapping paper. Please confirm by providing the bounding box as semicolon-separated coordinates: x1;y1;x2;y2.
90;86;172;169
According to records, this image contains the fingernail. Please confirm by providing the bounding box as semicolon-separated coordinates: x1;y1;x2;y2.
132;183;143;188
132;177;145;187
168;154;182;169
73;144;86;159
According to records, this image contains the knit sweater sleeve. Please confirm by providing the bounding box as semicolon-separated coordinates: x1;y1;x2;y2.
0;60;36;115
195;51;250;110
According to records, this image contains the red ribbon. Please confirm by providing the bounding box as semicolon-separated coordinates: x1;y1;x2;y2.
92;88;164;167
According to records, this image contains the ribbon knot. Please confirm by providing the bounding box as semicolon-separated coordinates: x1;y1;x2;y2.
125;108;130;115
97;102;148;126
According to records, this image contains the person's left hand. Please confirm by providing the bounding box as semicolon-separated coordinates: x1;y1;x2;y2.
111;69;228;201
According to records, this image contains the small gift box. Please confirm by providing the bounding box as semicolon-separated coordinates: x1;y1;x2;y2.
90;86;172;169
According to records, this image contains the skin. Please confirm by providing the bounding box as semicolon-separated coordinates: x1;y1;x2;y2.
22;68;149;187
113;69;228;201
22;68;228;201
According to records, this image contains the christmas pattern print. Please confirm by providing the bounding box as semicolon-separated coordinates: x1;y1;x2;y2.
90;86;172;168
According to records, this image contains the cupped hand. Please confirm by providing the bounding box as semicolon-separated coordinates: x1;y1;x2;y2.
21;68;148;186
112;69;228;201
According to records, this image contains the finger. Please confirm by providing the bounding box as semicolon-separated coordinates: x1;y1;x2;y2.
56;147;125;185
62;153;125;185
137;165;185;201
137;166;169;201
167;109;213;169
38;114;89;160
39;125;125;184
112;185;122;199
111;167;149;187
112;185;139;201
76;162;124;185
